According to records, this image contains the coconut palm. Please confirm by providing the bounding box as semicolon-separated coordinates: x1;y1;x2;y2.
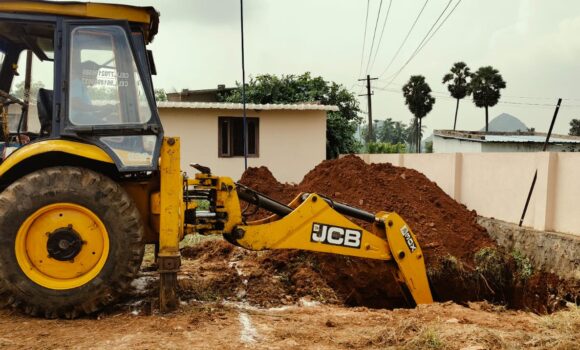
402;75;435;153
470;66;506;132
442;62;472;131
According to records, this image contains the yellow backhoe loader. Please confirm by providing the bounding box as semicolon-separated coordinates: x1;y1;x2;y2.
0;1;432;318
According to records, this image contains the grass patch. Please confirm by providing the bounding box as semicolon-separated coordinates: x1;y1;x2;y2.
179;233;221;248
475;247;509;291
403;328;443;350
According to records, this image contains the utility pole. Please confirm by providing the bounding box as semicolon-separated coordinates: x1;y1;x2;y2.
358;75;378;144
240;0;248;171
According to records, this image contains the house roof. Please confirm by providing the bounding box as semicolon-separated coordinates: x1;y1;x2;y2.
434;130;580;144
157;101;339;112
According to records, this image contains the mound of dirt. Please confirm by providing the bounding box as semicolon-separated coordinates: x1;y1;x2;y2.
180;155;577;313
240;155;494;265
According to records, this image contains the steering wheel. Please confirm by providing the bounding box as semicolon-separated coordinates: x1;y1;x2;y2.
0;89;25;107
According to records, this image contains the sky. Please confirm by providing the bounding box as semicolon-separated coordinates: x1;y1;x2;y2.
48;0;580;135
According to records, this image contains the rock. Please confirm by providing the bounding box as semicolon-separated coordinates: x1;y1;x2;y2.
325;320;336;327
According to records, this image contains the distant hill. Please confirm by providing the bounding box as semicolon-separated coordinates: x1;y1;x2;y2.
480;113;528;132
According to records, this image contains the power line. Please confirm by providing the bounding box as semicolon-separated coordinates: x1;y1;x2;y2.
380;0;458;88
378;0;429;78
385;0;452;78
357;0;371;79
376;80;580;102
373;86;580;108
364;0;384;75
414;0;463;59
368;0;393;74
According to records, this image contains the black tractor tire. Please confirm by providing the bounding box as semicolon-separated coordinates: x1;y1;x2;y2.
0;166;145;318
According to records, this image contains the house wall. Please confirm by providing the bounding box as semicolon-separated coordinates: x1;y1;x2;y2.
355;152;580;236
433;135;482;153
158;108;326;183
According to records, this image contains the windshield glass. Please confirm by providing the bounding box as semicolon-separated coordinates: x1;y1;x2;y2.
68;25;151;126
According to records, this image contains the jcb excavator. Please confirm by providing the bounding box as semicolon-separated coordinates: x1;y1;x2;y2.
0;1;432;318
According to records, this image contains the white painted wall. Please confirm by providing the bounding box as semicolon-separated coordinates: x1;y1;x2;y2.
356;152;580;236
433;136;482;153
159;107;326;183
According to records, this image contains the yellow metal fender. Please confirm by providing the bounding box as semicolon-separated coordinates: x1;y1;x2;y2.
0;140;114;179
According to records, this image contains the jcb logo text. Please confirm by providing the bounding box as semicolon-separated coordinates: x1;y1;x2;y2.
310;223;362;249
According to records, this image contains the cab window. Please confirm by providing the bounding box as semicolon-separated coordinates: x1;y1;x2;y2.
68;25;151;126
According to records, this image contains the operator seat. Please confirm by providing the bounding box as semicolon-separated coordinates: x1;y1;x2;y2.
37;88;53;136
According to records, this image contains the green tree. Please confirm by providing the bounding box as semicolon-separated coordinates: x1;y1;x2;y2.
360;120;380;144
402;75;435;153
155;88;167;102
442;62;472;131
570;119;580;136
376;118;409;144
470;66;506;132
425;140;433;153
367;142;407;154
224;73;361;159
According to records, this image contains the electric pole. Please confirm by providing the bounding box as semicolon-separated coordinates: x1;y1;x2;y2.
358;75;378;144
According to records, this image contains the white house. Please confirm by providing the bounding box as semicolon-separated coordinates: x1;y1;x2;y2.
157;101;337;183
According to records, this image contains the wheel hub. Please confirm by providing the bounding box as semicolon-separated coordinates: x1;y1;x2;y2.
47;226;83;261
14;203;110;290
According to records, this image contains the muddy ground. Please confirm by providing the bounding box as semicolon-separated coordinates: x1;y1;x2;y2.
0;252;577;350
0;156;578;349
237;157;579;313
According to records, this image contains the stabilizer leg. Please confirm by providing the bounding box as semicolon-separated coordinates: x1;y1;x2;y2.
159;256;180;312
158;137;184;313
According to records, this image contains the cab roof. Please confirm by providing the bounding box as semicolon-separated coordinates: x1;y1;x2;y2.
0;1;159;43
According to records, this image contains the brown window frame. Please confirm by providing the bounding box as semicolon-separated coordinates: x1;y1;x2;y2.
218;116;259;158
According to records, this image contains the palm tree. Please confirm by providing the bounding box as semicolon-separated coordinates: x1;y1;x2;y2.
442;62;471;131
402;75;435;153
470;66;506;132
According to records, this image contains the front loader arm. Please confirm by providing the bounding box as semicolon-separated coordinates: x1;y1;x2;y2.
186;174;433;305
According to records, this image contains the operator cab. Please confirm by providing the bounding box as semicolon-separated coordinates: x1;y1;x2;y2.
0;1;162;171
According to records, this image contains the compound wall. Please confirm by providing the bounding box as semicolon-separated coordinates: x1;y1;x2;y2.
355;152;580;236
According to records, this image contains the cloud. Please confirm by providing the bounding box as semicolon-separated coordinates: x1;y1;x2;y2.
157;0;265;26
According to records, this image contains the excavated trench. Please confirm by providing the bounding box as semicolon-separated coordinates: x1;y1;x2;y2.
178;156;578;314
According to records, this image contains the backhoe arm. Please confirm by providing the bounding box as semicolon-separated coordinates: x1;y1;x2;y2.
186;174;433;305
